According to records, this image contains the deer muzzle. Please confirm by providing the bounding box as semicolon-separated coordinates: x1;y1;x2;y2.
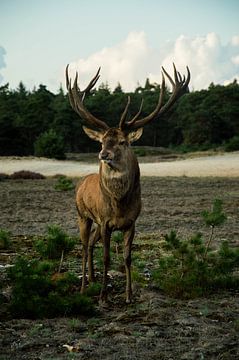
99;150;113;164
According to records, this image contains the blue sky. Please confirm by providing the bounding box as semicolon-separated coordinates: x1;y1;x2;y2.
0;0;239;93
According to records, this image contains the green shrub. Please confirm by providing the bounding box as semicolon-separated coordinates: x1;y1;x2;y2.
0;229;11;249
35;225;76;260
112;231;123;256
202;199;227;257
131;269;147;286
85;282;102;297
202;198;227;228
172;143;215;153
8;257;53;318
112;231;123;244
225;136;239;152
133;148;146;157
54;176;74;191
34;129;66;160
8;257;94;318
152;201;239;298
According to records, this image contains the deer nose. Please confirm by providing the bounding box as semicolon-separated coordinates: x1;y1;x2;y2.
99;150;110;161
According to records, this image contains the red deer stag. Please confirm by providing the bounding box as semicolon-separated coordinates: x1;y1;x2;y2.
66;64;190;303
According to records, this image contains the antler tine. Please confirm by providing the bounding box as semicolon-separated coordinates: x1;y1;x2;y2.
66;65;77;110
123;64;190;130
73;71;79;98
65;65;109;130
66;64;70;89
173;63;179;84
120;98;144;130
127;98;144;127
177;71;183;83
185;66;191;88
123;71;166;130
82;67;101;94
119;96;131;129
162;66;175;88
157;64;190;113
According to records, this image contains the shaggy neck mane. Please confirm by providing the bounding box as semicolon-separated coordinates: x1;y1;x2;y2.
99;150;139;200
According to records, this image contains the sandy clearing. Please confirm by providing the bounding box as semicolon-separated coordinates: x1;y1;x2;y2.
140;153;239;177
0;152;238;177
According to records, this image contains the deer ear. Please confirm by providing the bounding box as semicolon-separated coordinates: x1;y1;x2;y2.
83;126;103;142
127;128;143;144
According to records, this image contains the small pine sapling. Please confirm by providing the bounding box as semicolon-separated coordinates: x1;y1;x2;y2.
54;176;74;191
112;231;124;258
8;257;95;318
202;199;227;258
0;229;12;249
152;200;239;298
35;225;76;272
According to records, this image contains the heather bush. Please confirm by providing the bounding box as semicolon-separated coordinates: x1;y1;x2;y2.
10;170;45;179
0;173;10;181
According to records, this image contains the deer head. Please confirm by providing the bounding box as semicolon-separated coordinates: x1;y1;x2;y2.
65;64;190;169
81;127;143;170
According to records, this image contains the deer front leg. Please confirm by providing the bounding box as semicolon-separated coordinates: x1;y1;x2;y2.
78;217;92;294
124;224;135;304
88;225;101;283
100;225;111;302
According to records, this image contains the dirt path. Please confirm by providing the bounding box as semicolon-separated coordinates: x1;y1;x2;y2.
0;152;239;177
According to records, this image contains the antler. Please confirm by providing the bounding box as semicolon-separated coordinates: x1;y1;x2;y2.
120;63;190;130
66;64;109;130
66;63;190;132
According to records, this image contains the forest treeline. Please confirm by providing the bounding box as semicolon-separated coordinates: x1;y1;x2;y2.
0;78;239;158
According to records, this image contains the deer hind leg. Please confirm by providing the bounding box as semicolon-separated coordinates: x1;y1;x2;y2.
88;225;101;283
123;224;135;304
100;225;111;302
78;217;92;294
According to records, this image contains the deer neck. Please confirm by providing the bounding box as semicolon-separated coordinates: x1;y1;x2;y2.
99;150;139;200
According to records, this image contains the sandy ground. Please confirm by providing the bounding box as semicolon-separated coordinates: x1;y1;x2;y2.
0;152;238;177
0;177;239;359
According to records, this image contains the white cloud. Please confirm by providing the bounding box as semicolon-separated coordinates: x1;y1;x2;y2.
231;55;239;65
65;32;239;92
153;33;239;90
231;35;239;46
66;31;152;92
